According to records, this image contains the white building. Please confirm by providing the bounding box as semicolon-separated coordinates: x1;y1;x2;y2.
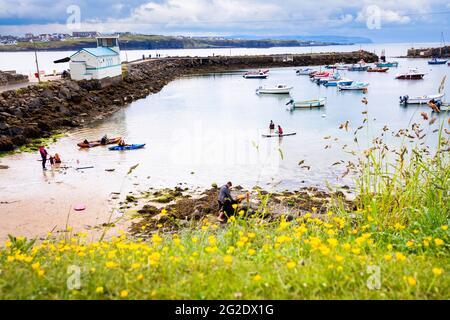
69;35;122;83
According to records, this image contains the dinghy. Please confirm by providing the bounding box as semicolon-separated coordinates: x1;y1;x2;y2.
286;98;326;109
256;84;293;94
338;82;369;91
109;144;146;151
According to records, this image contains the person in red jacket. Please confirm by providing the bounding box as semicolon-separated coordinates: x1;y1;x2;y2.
38;146;48;170
277;125;284;136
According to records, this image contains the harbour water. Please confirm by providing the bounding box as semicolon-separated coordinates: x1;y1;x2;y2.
0;43;449;239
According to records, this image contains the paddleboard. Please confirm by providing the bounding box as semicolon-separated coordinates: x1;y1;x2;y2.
262;133;296;138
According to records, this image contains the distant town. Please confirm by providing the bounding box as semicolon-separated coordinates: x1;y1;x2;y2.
0;31;103;46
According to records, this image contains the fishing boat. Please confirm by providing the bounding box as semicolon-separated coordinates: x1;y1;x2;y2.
318;72;342;85
338;82;369;91
262;132;297;138
243;69;269;79
286;97;326;109
376;61;398;68
367;67;389;73
323;78;353;87
77;137;122;148
109;144;146;151
309;71;329;79
399;76;446;105
348;60;369;71
399;93;445;105
395;68;426;80
256;84;293;94
428;57;448;65
296;68;314;75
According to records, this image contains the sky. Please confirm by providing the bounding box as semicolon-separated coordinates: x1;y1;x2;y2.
0;0;449;42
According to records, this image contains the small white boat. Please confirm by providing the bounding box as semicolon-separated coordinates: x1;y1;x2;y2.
399;93;445;105
243;69;269;79
338;82;369;91
296;68;314;75
400;76;446;105
286;97;326;109
256;84;293;94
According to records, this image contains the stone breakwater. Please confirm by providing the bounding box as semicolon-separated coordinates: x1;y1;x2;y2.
0;71;28;87
0;51;377;151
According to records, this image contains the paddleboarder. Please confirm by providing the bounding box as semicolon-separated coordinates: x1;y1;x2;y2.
277;125;284;136
269;120;275;133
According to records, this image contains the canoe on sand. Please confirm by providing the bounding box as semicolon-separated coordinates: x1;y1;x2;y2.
77;137;121;148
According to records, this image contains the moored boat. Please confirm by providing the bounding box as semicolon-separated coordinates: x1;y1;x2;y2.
243;69;269;79
376;61;398;68
323;78;353;87
77;137;122;148
367;67;389;72
428;57;448;65
395;68;426;80
399;76;446;105
296;68;314;75
338;82;369;91
286;97;326;109
256;84;293;94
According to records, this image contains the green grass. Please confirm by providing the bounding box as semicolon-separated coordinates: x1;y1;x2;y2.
0;120;448;299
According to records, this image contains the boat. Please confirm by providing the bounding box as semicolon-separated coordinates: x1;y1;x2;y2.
399;93;445;105
323;78;353;87
338;82;369;91
286;97;326;109
367;67;389;72
318;72;341;85
428;57;448;65
395;68;426;80
296;68;314;75
243;69;269;79
309;71;329;79
399;76;446;105
109;144;146;151
77;137;122;148
428;32;448;65
262;132;297;137
348;65;369;71
256;84;293;94
376;61;398;68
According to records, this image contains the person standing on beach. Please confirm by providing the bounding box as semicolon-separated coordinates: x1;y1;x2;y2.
218;182;236;222
39;146;48;170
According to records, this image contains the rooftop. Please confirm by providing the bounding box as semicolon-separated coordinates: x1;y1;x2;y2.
71;47;118;58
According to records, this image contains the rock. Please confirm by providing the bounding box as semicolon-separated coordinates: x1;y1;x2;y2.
0;122;9;131
0;136;14;151
11;135;26;146
58;87;71;100
28;98;43;110
7;126;23;137
23;126;41;138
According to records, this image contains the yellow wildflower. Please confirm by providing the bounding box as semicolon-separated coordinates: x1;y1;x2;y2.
120;290;129;298
96;287;104;294
137;273;144;281
406;276;416;286
223;255;233;265
441;225;448;231
432;268;443;276
395;252;406;262
252;274;262;282
434;238;444;246
286;261;296;269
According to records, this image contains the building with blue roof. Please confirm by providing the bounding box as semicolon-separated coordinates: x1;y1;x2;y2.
69;35;122;83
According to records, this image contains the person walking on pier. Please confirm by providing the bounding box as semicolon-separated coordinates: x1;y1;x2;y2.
39;146;48;170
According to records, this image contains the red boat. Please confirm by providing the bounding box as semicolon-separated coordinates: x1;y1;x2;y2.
367;67;389;73
310;71;330;78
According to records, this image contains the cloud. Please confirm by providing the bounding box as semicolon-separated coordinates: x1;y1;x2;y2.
0;0;449;41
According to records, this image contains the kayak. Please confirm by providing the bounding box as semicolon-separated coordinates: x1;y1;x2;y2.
77;137;121;148
109;144;146;151
262;133;296;138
